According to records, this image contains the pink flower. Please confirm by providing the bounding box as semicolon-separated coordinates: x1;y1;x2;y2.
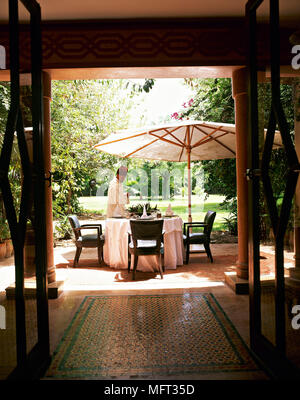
188;98;194;106
182;102;187;108
171;112;179;119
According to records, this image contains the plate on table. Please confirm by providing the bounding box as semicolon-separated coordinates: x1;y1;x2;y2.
140;216;155;220
111;215;124;219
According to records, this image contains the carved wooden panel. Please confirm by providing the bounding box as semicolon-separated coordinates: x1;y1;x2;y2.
0;18;295;71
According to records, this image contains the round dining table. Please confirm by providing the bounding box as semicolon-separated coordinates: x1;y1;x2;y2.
103;217;184;272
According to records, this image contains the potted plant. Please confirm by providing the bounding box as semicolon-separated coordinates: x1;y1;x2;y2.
5;237;13;258
0;219;9;259
0;218;13;258
127;203;159;217
223;211;238;236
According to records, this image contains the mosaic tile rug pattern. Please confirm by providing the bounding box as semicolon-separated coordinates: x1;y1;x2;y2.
46;293;259;378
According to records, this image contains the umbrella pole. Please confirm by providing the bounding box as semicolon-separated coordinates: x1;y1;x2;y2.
186;126;192;223
188;153;192;223
187;131;192;222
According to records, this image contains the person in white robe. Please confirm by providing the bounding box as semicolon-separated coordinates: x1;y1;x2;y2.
106;166;129;217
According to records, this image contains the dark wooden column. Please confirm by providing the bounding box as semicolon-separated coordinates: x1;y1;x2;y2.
42;71;56;285
291;80;300;279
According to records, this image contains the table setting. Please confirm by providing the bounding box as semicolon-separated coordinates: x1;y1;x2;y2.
103;202;184;271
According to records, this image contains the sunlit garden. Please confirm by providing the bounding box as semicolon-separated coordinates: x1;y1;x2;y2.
78;194;231;232
0;77;294;245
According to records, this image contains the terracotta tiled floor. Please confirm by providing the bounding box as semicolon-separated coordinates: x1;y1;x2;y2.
0;243;272;380
50;244;267;379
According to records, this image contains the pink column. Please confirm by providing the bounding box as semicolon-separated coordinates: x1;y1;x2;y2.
232;67;249;281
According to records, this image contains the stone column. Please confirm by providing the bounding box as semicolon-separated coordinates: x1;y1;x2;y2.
42;71;56;285
226;67;249;292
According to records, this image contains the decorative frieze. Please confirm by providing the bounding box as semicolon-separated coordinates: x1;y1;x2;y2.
0;18;294;71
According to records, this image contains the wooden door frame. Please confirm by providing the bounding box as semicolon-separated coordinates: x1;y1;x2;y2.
246;0;300;379
2;0;50;380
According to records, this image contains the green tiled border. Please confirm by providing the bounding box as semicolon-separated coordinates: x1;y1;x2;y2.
46;293;261;378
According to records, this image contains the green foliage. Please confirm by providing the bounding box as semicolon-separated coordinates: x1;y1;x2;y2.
201;159;236;200
0;201;10;241
223;214;238;236
222;199;238;235
54;215;73;240
126;79;155;95
170;78;237;215
0;79;158;240
0;82;10;135
172;78;296;239
257;82;295;237
50;79;157;238
79;194;229;230
1;77;297;243
181;78;235;123
0;82;22;237
0;216;10;242
125;159;193;200
50;79;137;224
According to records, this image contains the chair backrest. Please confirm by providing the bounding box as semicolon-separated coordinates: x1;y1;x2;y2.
203;211;216;237
68;215;81;240
130;219;164;251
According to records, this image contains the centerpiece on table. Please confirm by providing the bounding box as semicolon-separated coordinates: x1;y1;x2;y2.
127;203;160;218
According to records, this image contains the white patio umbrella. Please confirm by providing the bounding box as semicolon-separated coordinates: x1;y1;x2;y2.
94;120;281;221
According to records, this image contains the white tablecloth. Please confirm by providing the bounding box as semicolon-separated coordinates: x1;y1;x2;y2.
103;217;184;271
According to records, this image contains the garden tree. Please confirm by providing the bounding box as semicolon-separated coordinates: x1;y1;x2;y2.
0;79;156;239
120;80;236;205
0;82;9;135
181;78;235;123
172;78;237;207
50;79;143;222
0;84;10;240
171;78;295;237
177;79;294;200
125;158;189;200
125;79;155;95
256;82;295;240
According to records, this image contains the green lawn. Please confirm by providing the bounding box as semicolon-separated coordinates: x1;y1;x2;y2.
78;194;230;231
